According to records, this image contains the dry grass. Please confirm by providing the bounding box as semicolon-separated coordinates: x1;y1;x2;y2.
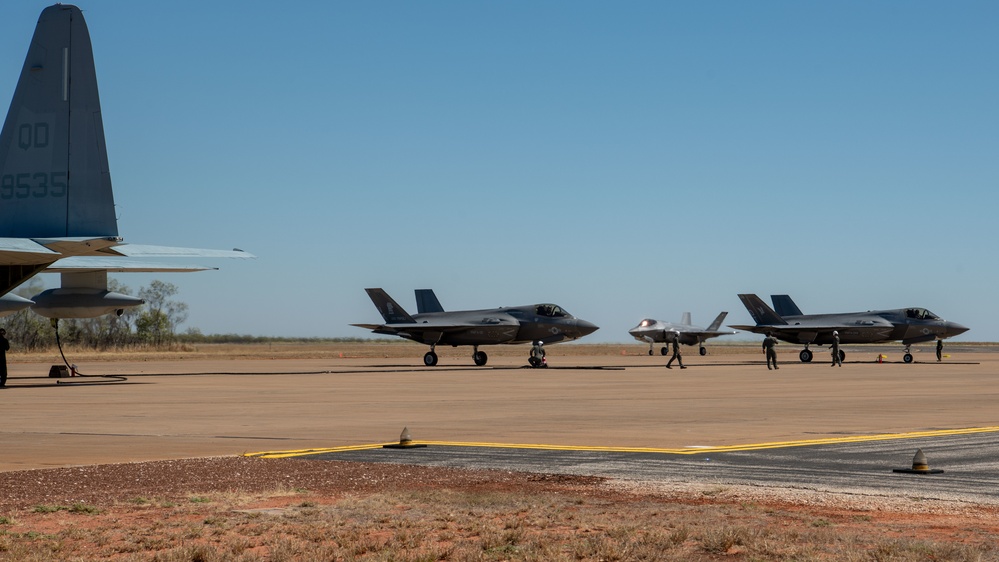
1;482;997;561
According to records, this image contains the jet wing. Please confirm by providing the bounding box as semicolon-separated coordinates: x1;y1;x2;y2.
45;257;217;273
731;321;893;344
352;319;520;344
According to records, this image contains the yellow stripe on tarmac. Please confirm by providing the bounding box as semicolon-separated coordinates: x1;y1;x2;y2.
243;426;999;459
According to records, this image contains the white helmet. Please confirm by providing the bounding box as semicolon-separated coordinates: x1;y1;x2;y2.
833;330;838;336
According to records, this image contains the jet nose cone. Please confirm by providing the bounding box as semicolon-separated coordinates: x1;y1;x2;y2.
947;322;970;337
576;319;599;336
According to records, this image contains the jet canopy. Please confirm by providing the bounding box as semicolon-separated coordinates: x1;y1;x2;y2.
638;319;657;328
905;308;940;321
536;304;569;318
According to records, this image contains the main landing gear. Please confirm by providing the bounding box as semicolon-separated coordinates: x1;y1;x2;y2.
423;347;438;366
799;346;813;363
699;346;707;356
473;346;488;366
423;345;490;367
797;346;847;363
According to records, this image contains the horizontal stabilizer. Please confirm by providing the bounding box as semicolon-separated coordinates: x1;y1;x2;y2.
111;245;255;259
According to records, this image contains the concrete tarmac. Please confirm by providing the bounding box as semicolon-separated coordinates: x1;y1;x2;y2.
2;346;997;501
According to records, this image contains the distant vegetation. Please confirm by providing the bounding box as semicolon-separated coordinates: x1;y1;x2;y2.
0;279;401;352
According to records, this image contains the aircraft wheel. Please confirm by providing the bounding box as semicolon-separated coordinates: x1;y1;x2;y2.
903;353;913;363
839;350;846;362
799;349;813;363
424;351;439;366
699;347;707;356
648;349;653;356
473;351;488;366
660;347;668;356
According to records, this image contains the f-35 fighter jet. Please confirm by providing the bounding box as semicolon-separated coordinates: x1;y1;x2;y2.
628;312;736;356
352;288;598;366
730;294;968;363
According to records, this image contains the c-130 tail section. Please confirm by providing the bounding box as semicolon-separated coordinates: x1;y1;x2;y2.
0;4;117;239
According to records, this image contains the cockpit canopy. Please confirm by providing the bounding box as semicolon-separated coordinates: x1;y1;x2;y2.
535;304;569;318
904;308;940;321
638;318;657;328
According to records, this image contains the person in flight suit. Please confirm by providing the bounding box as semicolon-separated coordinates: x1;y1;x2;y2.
665;331;685;369
830;330;842;367
763;332;778;370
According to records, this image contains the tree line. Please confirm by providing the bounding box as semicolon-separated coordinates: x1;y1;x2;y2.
3;279;188;351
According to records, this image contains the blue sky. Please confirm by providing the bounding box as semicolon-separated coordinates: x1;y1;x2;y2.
1;2;996;343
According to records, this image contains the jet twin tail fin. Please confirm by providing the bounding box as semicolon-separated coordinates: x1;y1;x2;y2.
737;294;787;326
365;288;416;324
706;312;728;332
771;295;803;317
415;289;444;314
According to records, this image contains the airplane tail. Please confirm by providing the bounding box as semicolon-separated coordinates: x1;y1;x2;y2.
706;312;728;331
0;4;118;238
364;288;416;324
771;295;803;317
681;312;691;326
737;294;787;326
415;289;444;314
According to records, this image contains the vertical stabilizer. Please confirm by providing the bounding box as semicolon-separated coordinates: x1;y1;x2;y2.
706;312;728;332
0;4;117;238
364;288;416;324
415;289;445;314
771;295;803;317
737;294;788;326
681;312;691;326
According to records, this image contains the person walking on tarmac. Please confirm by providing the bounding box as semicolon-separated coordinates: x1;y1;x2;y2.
665;331;686;369
763;332;779;370
830;330;842;367
937;338;944;362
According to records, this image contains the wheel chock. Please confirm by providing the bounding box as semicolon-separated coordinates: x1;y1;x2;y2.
383;427;427;449
893;448;943;474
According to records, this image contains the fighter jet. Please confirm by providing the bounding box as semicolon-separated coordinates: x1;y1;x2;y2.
628;312;736;356
0;5;252;319
730;294;969;363
352;288;599;366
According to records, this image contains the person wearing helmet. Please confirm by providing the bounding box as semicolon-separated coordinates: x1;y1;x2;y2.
666;330;686;369
830;330;842;367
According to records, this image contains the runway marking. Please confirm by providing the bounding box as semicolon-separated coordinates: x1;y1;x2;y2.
243;426;999;459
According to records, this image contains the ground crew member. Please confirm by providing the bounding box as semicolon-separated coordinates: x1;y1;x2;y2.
0;328;8;388
763;332;778;370
937;339;943;362
529;341;546;367
830;330;842;367
665;331;685;369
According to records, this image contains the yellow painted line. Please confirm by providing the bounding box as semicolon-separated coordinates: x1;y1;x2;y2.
242;426;999;459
